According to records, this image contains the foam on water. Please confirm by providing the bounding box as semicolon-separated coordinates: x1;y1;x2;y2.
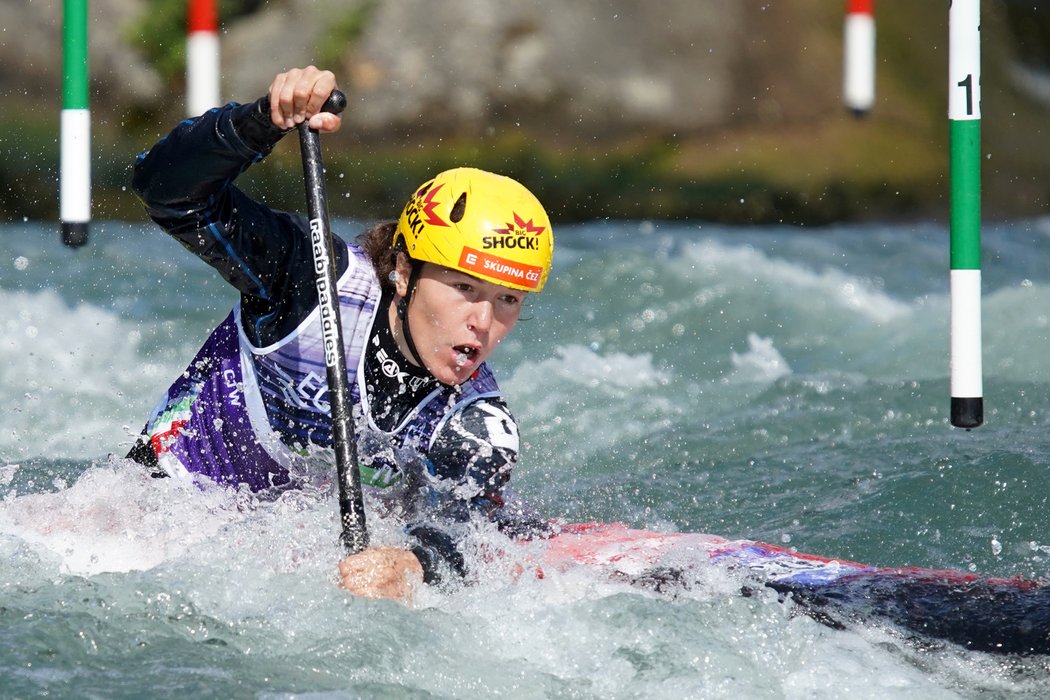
730;333;792;382
679;237;913;324
0;287;178;460
4;454;1050;698
0;458;242;575
0;465;988;697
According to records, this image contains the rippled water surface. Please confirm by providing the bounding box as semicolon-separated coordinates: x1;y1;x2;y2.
4;217;1050;698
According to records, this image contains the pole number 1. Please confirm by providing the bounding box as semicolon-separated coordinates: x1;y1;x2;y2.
957;74;974;116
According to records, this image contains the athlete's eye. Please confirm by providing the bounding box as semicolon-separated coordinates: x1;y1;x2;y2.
498;294;523;306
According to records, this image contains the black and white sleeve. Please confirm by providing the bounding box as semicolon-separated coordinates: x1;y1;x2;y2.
405;398;551;584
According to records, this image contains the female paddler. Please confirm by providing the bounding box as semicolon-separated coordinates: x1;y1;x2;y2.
127;66;554;602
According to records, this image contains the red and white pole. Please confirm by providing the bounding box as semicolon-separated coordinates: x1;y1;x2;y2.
843;0;875;117
186;0;220;117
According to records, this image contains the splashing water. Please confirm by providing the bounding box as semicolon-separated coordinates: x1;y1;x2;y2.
5;218;1050;697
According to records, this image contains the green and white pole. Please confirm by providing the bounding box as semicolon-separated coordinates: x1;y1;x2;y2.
949;0;982;428
60;0;90;248
60;0;90;247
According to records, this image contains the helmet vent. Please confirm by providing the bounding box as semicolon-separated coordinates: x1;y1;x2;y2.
450;192;467;223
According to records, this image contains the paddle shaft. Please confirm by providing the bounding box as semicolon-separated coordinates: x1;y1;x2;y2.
297;90;368;554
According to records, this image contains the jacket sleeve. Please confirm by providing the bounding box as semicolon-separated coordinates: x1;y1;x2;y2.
131;97;347;346
406;397;551;584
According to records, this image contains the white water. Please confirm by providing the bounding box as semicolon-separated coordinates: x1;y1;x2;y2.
4;219;1050;697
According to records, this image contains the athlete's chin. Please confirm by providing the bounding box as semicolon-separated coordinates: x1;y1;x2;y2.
440;363;476;385
422;360;462;386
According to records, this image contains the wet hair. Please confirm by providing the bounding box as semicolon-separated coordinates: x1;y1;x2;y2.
356;221;399;292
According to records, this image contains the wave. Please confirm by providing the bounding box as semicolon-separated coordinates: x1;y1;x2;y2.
0;287;176;460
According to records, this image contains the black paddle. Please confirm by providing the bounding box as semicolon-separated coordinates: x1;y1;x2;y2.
297;89;368;554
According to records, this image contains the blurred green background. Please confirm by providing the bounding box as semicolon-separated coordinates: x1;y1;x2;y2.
2;0;1048;226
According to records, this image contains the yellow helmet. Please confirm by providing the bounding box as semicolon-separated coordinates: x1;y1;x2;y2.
393;167;554;292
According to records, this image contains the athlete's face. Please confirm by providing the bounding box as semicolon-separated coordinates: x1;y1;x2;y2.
392;257;526;385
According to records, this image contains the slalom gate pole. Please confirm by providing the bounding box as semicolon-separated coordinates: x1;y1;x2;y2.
843;0;875;117
297;90;369;554
60;0;90;248
186;0;220;116
948;0;983;429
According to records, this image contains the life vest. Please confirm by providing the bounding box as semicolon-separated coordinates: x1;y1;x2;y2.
139;242;500;493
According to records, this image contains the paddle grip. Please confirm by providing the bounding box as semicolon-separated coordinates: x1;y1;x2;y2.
321;89;347;116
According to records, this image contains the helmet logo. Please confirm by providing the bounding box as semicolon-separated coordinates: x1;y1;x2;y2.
404;183;450;239
459;247;544;290
493;212;545;237
482;212;546;251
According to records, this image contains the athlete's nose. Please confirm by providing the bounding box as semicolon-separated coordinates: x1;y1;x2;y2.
467;299;493;333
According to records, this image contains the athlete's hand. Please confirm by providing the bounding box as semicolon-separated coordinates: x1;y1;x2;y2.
268;66;343;133
338;546;424;604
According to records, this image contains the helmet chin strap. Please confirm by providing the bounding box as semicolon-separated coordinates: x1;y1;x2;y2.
395;260;427;371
